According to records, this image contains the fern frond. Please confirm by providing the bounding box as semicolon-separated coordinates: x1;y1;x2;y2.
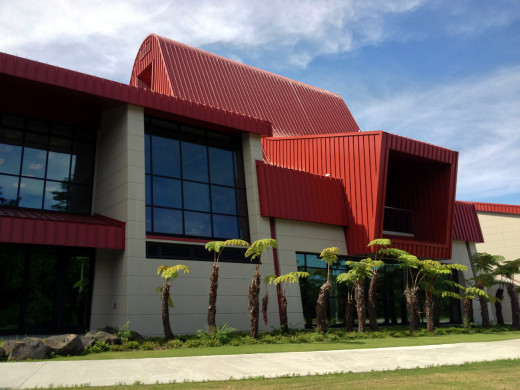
245;238;278;260
224;239;250;247
272;271;309;285
441;291;463;300
154;286;162;295
319;247;340;266
380;248;410;258
205;241;227;253
367;238;391;248
337;272;356;285
157;265;168;275
264;274;277;284
158;264;191;280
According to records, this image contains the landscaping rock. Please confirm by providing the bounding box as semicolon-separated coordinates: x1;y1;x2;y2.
46;334;84;356
0;346;5;359
6;338;50;361
80;335;96;349
84;330;122;345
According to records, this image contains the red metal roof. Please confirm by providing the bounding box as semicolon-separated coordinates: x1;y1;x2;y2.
464;201;520;215
0;52;271;137
0;208;125;249
453;201;484;243
256;161;348;226
129;34;360;138
263;131;458;259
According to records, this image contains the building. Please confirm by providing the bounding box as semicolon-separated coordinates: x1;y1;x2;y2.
0;34;518;336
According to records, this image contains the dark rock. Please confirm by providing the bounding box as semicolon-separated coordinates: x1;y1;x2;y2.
46;334;84;356
128;330;144;342
84;330;121;345
0;346;5;359
80;336;96;349
6;338;50;361
100;326;118;334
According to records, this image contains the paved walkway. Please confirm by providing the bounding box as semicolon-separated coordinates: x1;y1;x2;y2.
1;339;520;389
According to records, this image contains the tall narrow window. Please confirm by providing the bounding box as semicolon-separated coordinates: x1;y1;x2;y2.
145;117;249;241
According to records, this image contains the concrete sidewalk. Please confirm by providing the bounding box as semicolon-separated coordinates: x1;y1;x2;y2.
1;339;520;389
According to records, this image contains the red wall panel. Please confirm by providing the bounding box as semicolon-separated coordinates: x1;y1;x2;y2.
453;201;484;243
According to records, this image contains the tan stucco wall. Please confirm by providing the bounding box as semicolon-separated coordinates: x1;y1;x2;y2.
475;211;520;325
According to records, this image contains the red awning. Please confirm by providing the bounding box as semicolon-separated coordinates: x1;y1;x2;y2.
0;208;125;249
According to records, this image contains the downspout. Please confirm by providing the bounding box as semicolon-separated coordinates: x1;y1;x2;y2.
269;217;284;326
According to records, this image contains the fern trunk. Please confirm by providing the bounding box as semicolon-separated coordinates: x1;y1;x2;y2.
345;295;355;332
355;280;366;333
316;280;331;334
262;291;269;326
161;282;174;340
433;296;440;327
207;263;219;336
279;293;288;333
425;294;435;333
506;283;520;328
368;271;378;331
495;288;504;326
478;294;490;328
248;266;261;339
404;287;420;332
463;297;472;327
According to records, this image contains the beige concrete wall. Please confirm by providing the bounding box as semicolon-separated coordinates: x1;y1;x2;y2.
274;219;348;328
91;104;147;331
475;211;520;325
475;211;520;261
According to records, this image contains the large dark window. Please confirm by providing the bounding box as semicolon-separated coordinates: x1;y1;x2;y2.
0;112;96;213
145;117;249;240
0;244;94;335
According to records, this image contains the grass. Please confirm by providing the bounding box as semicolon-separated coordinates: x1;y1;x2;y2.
26;358;520;389
50;328;520;361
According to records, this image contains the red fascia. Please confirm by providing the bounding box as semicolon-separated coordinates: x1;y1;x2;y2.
0;209;125;249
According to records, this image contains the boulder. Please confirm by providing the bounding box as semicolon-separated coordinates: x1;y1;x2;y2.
0;346;5;359
84;330;121;345
46;334;84;356
5;338;50;361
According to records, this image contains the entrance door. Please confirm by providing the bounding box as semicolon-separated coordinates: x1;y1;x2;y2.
0;244;94;335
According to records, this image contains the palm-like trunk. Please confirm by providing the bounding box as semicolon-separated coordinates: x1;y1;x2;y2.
478;294;490;328
355;280;366;333
425;294;435;333
368;271;378;331
262;291;269;326
279;293;288;333
463;297;472;328
404;287;420;332
316;280;332;334
207;263;219;336
345;295;355;332
506;283;520;328
495;288;504;326
433;296;440;327
161;282;174;340
248;266;261;338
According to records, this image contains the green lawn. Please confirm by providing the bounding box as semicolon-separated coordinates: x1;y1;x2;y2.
54;331;520;361
32;358;520;389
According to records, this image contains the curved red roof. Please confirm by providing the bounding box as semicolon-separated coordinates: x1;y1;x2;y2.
130;34;360;137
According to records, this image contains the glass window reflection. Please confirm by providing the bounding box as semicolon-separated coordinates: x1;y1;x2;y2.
18;178;44;209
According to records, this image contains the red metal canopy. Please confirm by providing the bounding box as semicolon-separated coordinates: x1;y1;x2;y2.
0;208;125;249
466;201;520;215
256;161;348;226
130;34;359;138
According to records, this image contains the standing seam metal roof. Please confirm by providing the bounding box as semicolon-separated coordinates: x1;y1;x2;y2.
130;34;360;138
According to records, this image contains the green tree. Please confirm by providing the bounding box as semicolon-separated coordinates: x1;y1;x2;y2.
156;264;191;340
470;252;503;327
340;258;384;333
442;280;496;328
365;238;390;331
245;238;278;339
315;247;340;334
336;271;356;331
494;258;520;328
421;260;468;332
264;271;309;333
205;239;249;337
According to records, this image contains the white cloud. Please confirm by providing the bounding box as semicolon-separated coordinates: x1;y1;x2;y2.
0;0;426;80
355;65;520;203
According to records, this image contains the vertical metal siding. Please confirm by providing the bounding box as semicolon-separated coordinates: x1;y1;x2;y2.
263;131;458;258
255;161;348;226
468;202;520;215
453;202;485;243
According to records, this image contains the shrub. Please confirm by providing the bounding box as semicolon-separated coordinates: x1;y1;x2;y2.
84;341;110;354
165;339;184;349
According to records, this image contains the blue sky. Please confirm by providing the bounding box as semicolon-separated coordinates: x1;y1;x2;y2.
1;0;519;204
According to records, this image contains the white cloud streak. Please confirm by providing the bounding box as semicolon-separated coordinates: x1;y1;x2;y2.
355;65;520;203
